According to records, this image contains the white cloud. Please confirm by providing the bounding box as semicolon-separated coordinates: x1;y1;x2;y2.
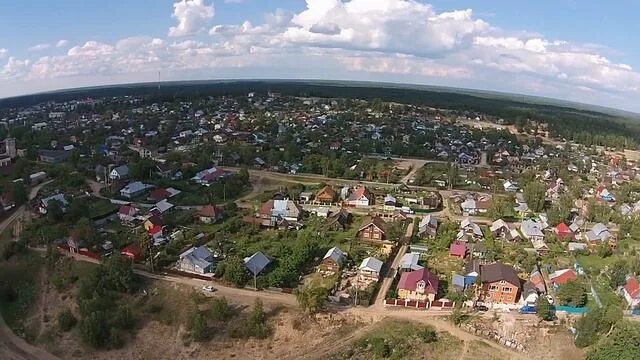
3;0;640;112
56;40;69;48
224;0;244;3
168;0;215;37
28;43;52;51
0;48;7;59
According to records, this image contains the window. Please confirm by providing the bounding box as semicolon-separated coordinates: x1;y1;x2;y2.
499;280;506;284
502;287;512;293
373;232;380;239
489;285;498;291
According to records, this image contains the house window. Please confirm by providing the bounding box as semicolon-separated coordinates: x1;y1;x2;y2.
499;280;506;284
489;285;498;291
373;233;380;239
502;287;512;293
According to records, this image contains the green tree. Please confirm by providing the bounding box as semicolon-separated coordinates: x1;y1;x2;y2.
247;298;268;339
536;296;553;321
57;308;77;332
524;181;546;212
609;260;628;290
556;281;587;307
218;257;248;288
12;181;27;205
46;199;65;223
295;285;328;314
585;321;640;360
210;297;232;321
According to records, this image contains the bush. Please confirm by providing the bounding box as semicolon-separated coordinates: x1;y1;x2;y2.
369;337;391;358
416;327;438;343
210;297;232;321
57;308;77;332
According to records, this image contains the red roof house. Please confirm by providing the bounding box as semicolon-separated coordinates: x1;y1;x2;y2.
397;268;439;303
149;188;172;202
623;277;640;308
549;269;577;288
449;241;467;259
554;223;574;240
121;243;143;261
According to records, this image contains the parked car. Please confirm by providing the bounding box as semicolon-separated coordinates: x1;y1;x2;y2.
474;304;489;312
519;305;537;314
202;285;216;292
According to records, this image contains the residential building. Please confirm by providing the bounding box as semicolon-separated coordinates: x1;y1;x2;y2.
417;214;438;239
623;276;640;308
119;181;152;198
196;205;222;223
326;208;350;231
244;251;271;276
358;257;383;282
178;246;214;274
109;165;130;181
449;241;467;259
345;186;372;207
549;269;577;289
315;186;336;203
479;262;521;304
357;215;387;242
257;199;303;228
38;194;68;214
397;268;439;303
319;247;345;274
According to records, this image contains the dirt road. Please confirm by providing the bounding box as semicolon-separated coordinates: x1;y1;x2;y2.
0;180;60;360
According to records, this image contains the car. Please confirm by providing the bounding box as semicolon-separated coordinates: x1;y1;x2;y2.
519;305;537;314
474;305;489;312
202;285;216;292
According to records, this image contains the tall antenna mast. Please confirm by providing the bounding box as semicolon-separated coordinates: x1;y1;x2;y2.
157;71;161;92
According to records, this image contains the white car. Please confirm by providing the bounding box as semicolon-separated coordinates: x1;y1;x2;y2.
202;285;216;293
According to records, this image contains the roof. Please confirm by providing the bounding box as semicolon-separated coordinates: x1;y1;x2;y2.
154;199;173;213
452;274;465;288
359;257;383;273
397;268;439;294
348;186;370;202
521;219;544;238
323;247;345;266
149;188;172;201
399;253;424;271
41;193;68;207
555;222;572;234
550;269;577;286
118;205;137;216
120;181;152;195
244;251;271;275
197;205;218;218
449;241;467;257
591;223;609;236
148;225;163;235
316;185;336;199
490;219;509;232
419;214;438;229
358;215;387;233
464;259;481;276
179;246;213;270
624;277;640;299
480;262;520;287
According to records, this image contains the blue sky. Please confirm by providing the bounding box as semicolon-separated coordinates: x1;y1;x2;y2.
1;0;639;112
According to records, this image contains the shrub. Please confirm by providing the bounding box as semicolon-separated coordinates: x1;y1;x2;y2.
416;327;438;343
57;308;77;332
210;297;232;321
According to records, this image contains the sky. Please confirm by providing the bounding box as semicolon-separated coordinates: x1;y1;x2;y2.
1;0;639;112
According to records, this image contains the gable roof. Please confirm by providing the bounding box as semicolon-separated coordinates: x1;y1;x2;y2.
359;257;383;273
348;186;371;202
480;262;520;287
397;268;439;294
550;269;577;286
399;253;424;271
624;277;640;299
449;241;467;257
323;247;345;266
244;251;271;275
358;215;387;233
197;205;218;218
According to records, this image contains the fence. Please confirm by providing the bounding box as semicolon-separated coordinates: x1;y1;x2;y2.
384;298;429;309
554;306;588;315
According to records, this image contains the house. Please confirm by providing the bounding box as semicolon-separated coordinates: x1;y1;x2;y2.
503;180;519;192
29;171;48;184
464;259;481;287
383;195;396;210
585;223;612;243
118;205;138;222
596;186;615;203
490;219;520;241
529;269;547;293
121;243;143;261
148;187;181;202
399;252;424;271
143;215;162;232
457;218;483;242
315;186;337;203
38;149;70;164
357;215;387;242
109;165;130;181
460;198;490;215
397;268;439;303
449;241;467;259
153;199;174;214
244;251;271;276
479;262;521;304
299;192;313;202
469;242;488;259
345;186;372;207
178;246;214;274
359;257;383;281
191;166;229;186
38;194;68;214
521;281;540;306
520;219;545;242
452;274;466;292
257;199;304;228
326;208;351;231
417;214;438;239
555;223;574;240
568;242;589;252
549;269;577;289
622;276;640;308
197;205;222;223
319;247;345;274
119;181;152;198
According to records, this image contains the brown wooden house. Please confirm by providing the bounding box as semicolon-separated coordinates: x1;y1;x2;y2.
315;186;336;203
357;215;387;242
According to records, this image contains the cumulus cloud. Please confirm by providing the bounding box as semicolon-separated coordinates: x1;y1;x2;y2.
56;40;69;48
3;0;640;111
0;48;7;59
168;0;215;37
